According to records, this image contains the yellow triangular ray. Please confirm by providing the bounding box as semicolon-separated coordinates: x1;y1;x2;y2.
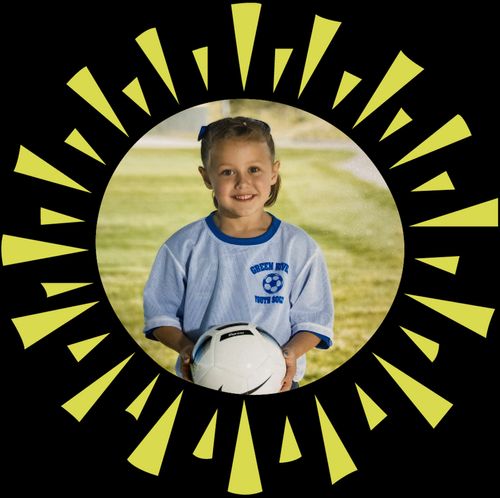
193;47;208;90
315;396;357;484
299;15;341;97
355;384;387;430
273;48;293;92
62;354;134;422
231;3;262;90
411;199;498;227
415;256;460;274
279;416;302;463
391;115;471;168
64;129;105;164
126;374;160;420
14;146;90;192
128;391;183;475
354;51;423;127
67;67;128;135
40;208;84;225
41;282;92;297
67;333;109;362
11;301;99;349
136;28;179;103
412;171;455;192
405;294;495;338
400;326;439;362
228;401;262;494
373;354;452;428
193;410;218;459
123;78;151;115
1;235;87;266
380;108;412;140
332;71;361;108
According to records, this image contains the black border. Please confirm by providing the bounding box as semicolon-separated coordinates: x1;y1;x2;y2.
0;2;497;496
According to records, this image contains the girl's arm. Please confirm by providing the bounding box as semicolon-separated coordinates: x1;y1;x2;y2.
280;331;321;391
152;326;195;380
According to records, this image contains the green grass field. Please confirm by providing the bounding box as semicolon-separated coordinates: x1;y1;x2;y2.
96;146;404;385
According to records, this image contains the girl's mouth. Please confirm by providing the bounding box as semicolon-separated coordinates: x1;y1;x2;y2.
234;194;255;201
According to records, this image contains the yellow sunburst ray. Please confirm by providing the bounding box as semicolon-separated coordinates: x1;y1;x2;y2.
11;302;98;349
1;235;87;266
299;15;341;97
62;354;134;422
228;401;262;494
354;51;423;127
415;256;460;274
122;77;151;115
128;391;183;475
274;48;293;92
67;67;128;135
136;28;179;103
391;115;471;168
406;294;495;337
193;409;218;460
332;71;361;108
64;129;105;164
125;374;160;420
14;146;90;192
411;199;498;227
412;172;455;192
40;208;84;225
355;384;387;430
67;333;110;362
41;282;92;297
400;326;439;362
279;416;301;462
373;354;452;428
193;47;208;89
315;396;357;484
380;108;412;140
231;3;262;90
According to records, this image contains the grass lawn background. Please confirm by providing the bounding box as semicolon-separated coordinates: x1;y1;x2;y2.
96;143;404;385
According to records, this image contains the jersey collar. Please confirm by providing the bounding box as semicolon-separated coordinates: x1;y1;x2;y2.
205;212;281;245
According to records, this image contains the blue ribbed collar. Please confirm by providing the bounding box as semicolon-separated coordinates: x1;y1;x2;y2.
205;211;281;245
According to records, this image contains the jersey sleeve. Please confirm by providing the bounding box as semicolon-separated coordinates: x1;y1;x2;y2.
143;243;186;338
289;247;334;349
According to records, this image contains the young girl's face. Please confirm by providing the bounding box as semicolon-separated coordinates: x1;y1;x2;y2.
199;138;280;220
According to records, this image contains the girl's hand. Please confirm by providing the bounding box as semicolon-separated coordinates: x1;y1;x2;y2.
279;332;321;391
152;326;196;382
280;348;297;392
180;343;194;381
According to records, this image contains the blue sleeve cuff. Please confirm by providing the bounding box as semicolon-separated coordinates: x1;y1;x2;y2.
311;332;332;349
145;329;159;341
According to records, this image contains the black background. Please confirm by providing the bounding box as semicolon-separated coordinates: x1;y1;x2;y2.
0;1;497;496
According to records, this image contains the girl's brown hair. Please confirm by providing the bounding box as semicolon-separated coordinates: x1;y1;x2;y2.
198;116;281;207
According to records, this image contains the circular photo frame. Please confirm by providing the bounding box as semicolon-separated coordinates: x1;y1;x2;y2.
0;3;496;495
96;99;405;385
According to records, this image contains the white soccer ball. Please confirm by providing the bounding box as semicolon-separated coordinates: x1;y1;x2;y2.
190;322;286;395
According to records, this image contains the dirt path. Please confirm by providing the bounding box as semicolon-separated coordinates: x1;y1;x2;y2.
134;135;389;188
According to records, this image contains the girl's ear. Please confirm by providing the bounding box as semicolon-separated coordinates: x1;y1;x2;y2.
271;160;281;185
198;166;212;189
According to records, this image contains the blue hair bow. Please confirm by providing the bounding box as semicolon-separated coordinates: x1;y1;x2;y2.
197;125;208;141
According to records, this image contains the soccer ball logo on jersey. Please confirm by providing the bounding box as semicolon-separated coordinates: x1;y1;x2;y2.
250;261;289;304
263;273;283;294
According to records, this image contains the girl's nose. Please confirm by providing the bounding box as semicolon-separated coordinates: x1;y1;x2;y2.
235;173;250;188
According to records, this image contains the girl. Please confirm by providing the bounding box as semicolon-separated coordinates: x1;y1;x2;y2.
143;116;334;391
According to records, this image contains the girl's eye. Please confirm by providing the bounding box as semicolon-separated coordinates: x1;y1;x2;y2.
249;167;260;173
221;169;233;176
